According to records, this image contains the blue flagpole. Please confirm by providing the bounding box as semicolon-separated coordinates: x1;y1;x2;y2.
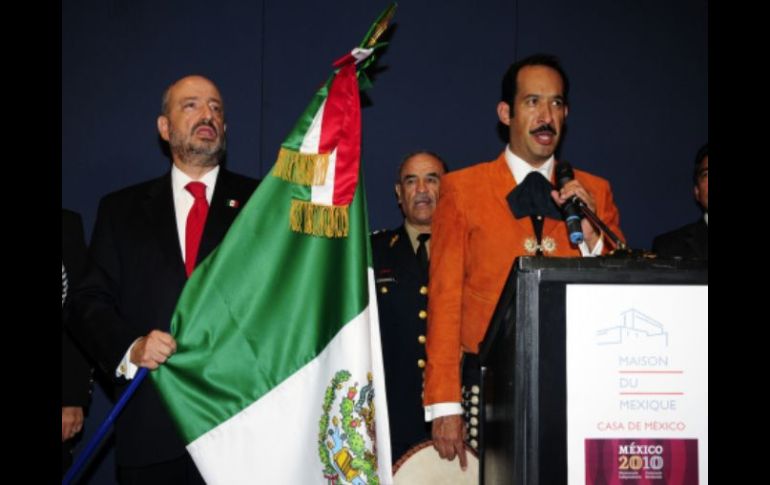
63;367;149;485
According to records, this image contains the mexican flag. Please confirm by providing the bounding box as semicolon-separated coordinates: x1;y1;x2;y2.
152;6;396;484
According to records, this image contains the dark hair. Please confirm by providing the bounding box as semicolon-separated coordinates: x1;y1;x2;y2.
397;150;449;181
692;143;708;185
500;53;569;117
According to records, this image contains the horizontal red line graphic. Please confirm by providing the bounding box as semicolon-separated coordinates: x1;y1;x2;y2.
619;392;684;395
618;370;684;374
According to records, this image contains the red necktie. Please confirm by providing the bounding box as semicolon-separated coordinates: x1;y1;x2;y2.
185;181;209;277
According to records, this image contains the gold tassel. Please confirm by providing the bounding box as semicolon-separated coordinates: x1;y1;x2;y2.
289;200;349;238
272;147;330;186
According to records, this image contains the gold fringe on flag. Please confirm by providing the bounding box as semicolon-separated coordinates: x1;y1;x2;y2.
273;147;330;186
289;199;349;238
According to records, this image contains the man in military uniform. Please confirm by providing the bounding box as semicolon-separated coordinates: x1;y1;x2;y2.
372;151;448;463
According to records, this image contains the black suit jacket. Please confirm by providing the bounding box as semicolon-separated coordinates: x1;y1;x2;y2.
62;210;92;407
371;226;431;462
69;168;258;467
652;218;708;260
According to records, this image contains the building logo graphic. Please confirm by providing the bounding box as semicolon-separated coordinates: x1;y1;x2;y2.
596;309;668;346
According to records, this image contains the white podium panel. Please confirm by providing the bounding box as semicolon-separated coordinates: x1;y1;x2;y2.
567;285;707;484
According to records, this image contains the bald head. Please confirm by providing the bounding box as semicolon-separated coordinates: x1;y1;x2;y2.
161;75;223;116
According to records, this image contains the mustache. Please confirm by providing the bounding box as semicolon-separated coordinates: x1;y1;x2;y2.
530;124;557;136
413;194;433;205
192;119;218;136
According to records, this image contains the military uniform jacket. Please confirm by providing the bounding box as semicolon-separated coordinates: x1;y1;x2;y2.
371;225;431;461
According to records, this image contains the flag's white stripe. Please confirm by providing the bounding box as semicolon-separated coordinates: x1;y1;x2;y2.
299;97;337;205
300;99;326;153
351;47;375;64
312;147;336;206
188;269;392;484
367;266;393;483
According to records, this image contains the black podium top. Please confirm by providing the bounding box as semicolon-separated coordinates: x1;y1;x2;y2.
515;254;707;278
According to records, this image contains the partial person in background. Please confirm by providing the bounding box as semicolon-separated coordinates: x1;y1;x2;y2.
62;209;93;475
371;151;448;463
424;53;623;469
68;75;258;484
652;143;708;260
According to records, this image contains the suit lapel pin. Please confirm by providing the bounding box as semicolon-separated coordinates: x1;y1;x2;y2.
226;199;240;208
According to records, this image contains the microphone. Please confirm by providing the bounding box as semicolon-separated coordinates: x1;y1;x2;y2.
555;161;584;244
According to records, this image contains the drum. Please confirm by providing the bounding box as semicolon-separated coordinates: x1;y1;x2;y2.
392;440;479;484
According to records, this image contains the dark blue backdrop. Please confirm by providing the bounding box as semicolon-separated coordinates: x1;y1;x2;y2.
62;1;707;482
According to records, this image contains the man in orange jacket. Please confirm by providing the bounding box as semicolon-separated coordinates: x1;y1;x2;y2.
424;54;623;469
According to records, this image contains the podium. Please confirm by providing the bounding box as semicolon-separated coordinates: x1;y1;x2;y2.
478;256;707;484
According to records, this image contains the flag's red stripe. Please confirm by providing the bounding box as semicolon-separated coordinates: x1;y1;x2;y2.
317;63;360;205
331;64;360;205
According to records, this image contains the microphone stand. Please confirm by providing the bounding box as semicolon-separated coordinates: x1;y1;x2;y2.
570;196;645;257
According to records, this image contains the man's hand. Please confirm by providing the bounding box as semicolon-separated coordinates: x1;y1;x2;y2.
62;406;84;442
431;414;468;470
130;330;177;369
551;179;601;250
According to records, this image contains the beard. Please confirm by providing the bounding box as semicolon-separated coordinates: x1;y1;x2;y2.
168;124;226;166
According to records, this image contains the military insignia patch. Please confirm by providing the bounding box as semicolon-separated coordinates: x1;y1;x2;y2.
389;233;399;248
319;370;379;484
375;268;396;285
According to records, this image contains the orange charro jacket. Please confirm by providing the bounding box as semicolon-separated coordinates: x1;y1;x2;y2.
424;152;623;405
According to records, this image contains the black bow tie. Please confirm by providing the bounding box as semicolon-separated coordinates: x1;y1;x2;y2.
507;171;562;220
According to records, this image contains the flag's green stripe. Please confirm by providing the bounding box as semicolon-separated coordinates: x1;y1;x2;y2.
152;169;369;443
281;76;332;151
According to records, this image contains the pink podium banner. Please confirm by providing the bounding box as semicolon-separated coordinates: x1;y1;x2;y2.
585;438;698;484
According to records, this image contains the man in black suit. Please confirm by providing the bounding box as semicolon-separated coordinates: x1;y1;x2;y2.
653;144;708;260
69;75;258;484
371;151;447;463
62;209;92;475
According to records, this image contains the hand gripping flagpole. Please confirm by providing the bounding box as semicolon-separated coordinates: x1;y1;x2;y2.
62;367;149;485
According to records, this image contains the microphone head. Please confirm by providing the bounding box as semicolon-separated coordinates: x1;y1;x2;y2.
556;161;574;188
569;230;584;244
